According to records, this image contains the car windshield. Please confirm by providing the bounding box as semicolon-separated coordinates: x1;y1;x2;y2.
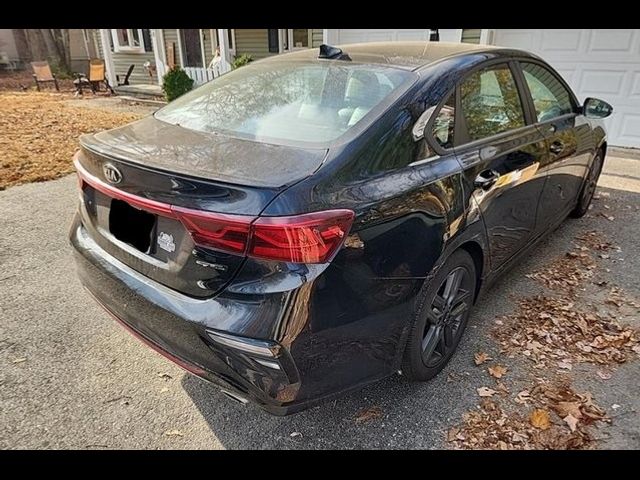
154;60;415;145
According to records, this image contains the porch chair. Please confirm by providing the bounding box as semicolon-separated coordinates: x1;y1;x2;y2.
116;64;135;86
74;59;115;95
31;61;59;91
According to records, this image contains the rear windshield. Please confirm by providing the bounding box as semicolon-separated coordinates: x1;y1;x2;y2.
154;61;415;145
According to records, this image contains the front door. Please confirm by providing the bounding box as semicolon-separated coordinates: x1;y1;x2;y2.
180;29;204;68
454;62;549;268
517;61;592;230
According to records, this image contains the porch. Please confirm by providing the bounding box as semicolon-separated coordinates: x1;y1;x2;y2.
114;83;164;101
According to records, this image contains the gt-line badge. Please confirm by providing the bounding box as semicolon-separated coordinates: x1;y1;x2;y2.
157;232;176;253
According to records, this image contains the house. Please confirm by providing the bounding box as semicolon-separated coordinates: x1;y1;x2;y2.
93;29;639;148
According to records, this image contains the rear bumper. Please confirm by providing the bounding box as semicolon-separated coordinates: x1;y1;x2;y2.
70;215;308;415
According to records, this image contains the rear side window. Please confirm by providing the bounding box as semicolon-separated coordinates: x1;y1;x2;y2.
432;92;456;149
459;64;526;142
521;62;574;122
154;61;415;145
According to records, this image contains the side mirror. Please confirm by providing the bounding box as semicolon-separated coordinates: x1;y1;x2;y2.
582;97;613;119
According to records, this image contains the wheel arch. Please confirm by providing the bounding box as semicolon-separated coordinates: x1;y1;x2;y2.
458;240;485;303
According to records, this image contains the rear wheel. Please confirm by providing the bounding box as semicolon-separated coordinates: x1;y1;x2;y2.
570;150;604;218
402;249;476;381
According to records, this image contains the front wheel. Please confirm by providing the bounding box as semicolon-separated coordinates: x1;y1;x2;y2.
402;249;476;382
570;150;604;218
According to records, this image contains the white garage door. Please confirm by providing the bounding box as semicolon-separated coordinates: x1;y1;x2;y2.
333;29;431;44
494;29;640;148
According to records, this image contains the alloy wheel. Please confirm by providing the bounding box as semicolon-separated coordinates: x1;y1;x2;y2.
421;266;473;368
580;153;603;211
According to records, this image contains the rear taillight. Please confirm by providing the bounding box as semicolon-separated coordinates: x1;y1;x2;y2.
74;159;355;264
250;210;355;263
172;207;354;263
171;206;252;255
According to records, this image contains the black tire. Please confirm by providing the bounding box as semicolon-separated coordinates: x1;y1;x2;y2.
402;249;476;381
570;149;604;218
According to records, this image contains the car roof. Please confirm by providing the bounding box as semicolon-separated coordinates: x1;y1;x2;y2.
259;41;536;70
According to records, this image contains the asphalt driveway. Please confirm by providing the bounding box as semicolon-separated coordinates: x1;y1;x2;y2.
1;149;639;449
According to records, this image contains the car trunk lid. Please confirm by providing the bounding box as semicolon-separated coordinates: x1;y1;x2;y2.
75;118;327;298
82;115;328;189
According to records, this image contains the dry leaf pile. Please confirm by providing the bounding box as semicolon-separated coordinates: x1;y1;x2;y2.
526;231;620;296
492;295;639;367
449;227;638;450
574;230;617;253
0;92;143;189
449;380;607;450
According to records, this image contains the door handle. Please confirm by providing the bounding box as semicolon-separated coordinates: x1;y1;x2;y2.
474;169;500;190
549;141;565;154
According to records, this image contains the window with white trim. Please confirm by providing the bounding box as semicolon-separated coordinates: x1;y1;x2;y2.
110;29;152;53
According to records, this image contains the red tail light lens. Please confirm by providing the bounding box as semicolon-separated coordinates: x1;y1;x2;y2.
173;208;355;263
171;206;253;255
250;210;355;263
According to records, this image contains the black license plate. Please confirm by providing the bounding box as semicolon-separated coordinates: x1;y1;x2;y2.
109;199;157;253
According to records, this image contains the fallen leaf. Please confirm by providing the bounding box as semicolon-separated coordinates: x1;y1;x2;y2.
563;414;579;432
511;431;528;443
447;427;460;442
554;401;582;419
530;409;551;430
163;429;183;437
474;351;492;365
515;390;531;404
495;381;510;395
488;365;508;379
355;406;383;423
557;360;573;371
477;387;497;397
596;370;612;380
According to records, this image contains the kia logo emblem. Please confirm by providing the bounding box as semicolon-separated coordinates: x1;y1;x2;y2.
103;163;122;184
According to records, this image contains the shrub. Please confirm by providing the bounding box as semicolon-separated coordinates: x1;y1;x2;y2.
232;54;253;70
162;67;194;102
49;59;72;79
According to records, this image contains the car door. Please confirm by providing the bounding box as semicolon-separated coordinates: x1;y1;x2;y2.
450;62;549;268
516;61;593;231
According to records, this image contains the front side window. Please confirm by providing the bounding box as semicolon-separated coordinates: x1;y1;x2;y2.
155;61;415;145
460;64;526;142
521;62;574;122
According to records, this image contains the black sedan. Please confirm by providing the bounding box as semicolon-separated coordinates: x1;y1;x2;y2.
70;41;612;414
